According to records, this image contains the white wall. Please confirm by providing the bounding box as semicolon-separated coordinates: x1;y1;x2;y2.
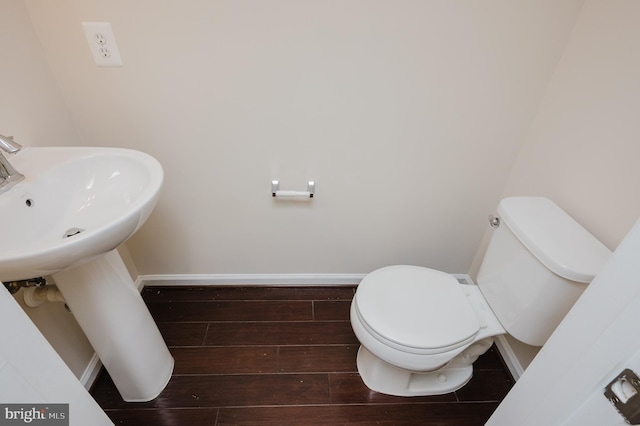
472;0;640;371
0;1;79;146
23;0;584;276
0;0;94;381
502;0;640;250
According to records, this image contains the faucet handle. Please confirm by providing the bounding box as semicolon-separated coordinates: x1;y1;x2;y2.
0;133;22;153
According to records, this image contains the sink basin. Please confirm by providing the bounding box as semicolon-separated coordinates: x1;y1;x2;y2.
0;147;163;281
0;146;173;402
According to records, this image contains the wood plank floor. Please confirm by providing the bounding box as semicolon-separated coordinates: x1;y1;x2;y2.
90;286;514;425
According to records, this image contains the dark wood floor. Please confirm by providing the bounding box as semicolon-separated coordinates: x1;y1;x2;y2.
90;286;514;425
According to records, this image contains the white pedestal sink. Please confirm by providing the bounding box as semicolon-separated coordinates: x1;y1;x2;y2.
0;147;173;402
52;250;173;402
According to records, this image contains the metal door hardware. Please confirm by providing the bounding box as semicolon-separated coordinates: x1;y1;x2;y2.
604;368;640;424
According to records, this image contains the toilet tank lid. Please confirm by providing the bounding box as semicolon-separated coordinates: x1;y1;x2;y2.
497;197;612;283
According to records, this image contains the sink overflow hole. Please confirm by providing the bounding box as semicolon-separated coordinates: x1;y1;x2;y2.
25;199;33;207
63;228;84;238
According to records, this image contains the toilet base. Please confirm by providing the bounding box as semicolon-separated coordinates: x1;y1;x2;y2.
356;346;473;396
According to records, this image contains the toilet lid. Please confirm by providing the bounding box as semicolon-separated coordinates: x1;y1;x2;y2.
355;265;480;352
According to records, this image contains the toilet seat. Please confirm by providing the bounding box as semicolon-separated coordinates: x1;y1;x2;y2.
354;265;480;354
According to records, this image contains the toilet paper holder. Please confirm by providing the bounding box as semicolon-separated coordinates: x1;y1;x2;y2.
271;180;315;198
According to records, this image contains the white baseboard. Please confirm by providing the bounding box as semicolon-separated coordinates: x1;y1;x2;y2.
136;273;368;288
494;335;525;381
79;352;103;391
136;272;475;288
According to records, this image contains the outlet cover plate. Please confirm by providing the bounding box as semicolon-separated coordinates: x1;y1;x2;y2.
82;22;123;67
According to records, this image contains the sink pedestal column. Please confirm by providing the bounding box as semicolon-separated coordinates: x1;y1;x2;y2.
52;249;174;402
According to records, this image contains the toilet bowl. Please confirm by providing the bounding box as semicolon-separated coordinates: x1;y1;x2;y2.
350;197;612;397
351;265;505;396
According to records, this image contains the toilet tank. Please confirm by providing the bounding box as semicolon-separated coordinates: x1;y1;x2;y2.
477;197;612;346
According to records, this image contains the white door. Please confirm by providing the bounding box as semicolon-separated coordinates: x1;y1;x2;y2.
566;348;640;425
0;287;113;426
487;218;640;425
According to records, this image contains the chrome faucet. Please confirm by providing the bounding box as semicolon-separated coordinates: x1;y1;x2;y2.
0;133;25;193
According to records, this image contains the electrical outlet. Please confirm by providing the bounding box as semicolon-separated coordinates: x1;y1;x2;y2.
82;22;123;67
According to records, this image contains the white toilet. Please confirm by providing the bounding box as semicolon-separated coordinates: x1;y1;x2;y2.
350;196;612;396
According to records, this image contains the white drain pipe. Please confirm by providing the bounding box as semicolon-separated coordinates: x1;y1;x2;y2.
23;285;66;308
